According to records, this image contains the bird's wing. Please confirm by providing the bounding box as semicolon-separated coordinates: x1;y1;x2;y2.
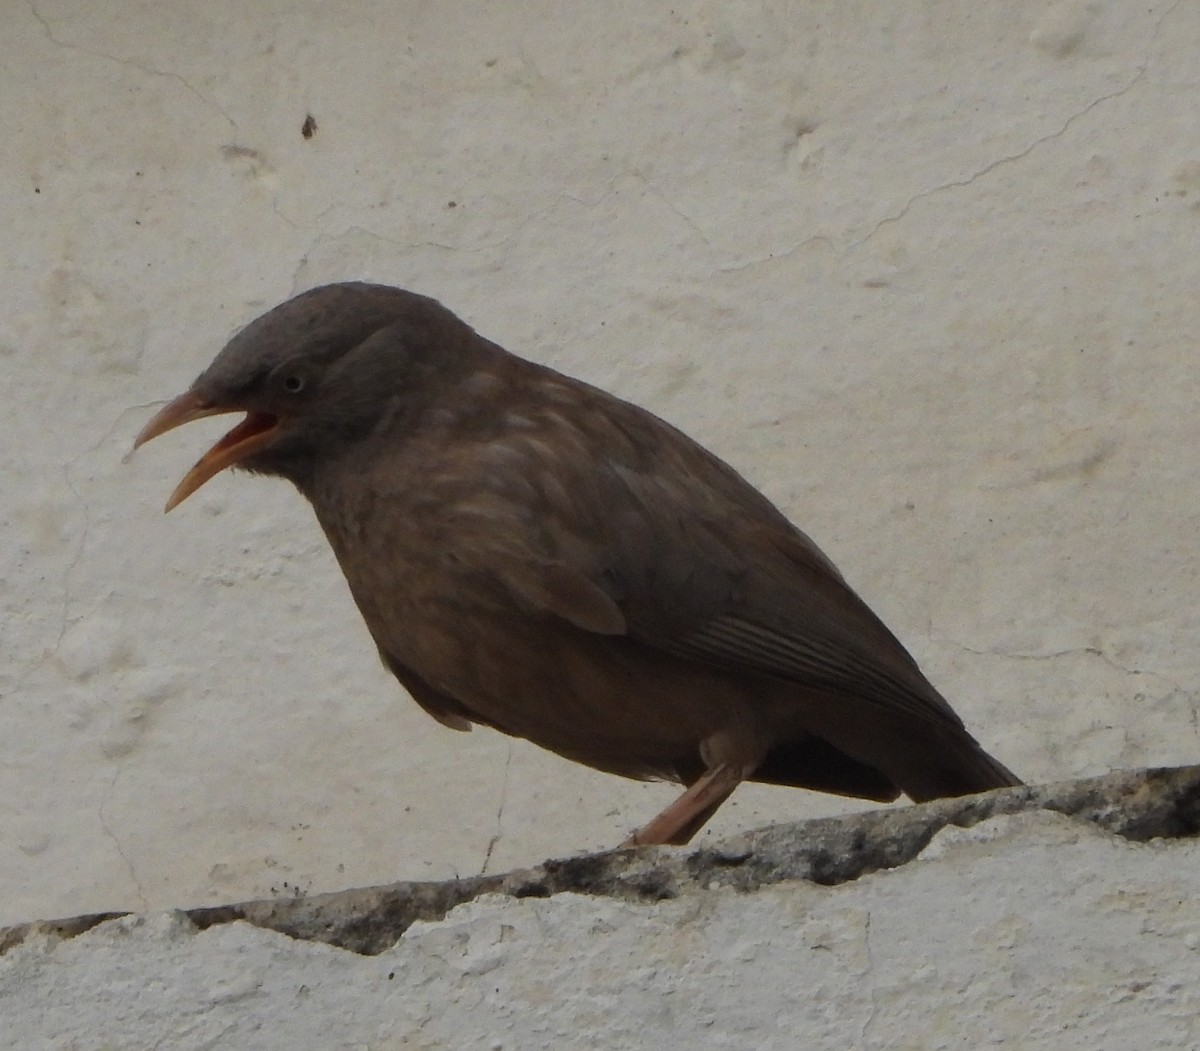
498;558;627;636
470;389;969;737
397;364;965;736
594;461;970;734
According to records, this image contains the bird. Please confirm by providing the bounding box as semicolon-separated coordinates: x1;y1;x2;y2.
134;282;1021;847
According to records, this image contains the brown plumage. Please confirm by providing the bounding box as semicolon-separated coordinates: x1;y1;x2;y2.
134;282;1020;847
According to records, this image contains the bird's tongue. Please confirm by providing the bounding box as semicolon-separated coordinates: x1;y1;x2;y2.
209;411;277;457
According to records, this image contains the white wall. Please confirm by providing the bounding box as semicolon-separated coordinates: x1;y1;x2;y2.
5;800;1200;1050
4;0;1199;931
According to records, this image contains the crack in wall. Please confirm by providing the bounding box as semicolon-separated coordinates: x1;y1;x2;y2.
631;172;713;248
851;0;1184;250
715;234;834;276
480;743;513;875
98;762;148;913
27;0;240;137
938;637;1185;692
27;1;312;238
54;460;88;659
60;451;150;910
290;168;712;287
857;910;881;1048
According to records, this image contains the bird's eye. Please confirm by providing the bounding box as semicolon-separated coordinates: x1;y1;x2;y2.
282;374;306;394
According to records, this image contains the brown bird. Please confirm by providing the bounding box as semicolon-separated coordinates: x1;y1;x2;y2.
134;283;1020;847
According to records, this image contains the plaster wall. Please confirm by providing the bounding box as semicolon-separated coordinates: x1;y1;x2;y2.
4;0;1199;936
4;806;1199;1050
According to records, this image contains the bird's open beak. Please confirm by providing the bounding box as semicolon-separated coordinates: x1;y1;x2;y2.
133;390;280;512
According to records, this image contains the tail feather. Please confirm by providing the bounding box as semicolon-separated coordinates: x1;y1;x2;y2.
899;731;1022;804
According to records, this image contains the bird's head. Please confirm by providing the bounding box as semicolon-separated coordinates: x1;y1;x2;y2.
134;283;471;509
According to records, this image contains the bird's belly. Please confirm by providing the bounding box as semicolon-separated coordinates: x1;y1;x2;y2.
378;602;767;782
323;519;784;782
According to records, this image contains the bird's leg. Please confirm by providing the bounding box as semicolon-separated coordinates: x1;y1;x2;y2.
623;761;749;847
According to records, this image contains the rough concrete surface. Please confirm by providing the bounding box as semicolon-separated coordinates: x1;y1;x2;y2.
2;767;1199;1049
5;0;1200;1045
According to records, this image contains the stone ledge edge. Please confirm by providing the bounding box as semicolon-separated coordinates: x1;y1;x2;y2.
3;765;1196;957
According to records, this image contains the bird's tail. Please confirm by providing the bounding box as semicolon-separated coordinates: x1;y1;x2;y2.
902;729;1023;804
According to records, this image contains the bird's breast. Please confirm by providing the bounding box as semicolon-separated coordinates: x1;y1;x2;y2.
312;492;767;780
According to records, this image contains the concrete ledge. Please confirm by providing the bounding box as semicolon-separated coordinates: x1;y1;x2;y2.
5;764;1196;957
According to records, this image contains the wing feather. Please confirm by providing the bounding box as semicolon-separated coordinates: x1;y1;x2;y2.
485;381;969;735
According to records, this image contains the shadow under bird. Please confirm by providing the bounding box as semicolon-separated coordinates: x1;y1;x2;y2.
134;282;1020;846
